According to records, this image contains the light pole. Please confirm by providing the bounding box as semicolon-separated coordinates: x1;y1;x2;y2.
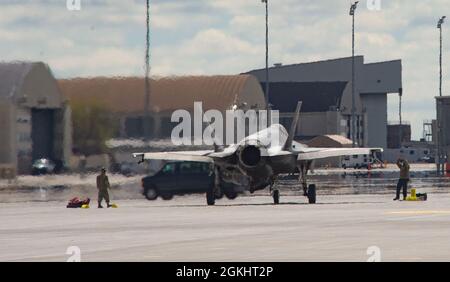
438;16;446;97
437;16;446;173
144;0;151;140
350;1;359;148
261;0;269;110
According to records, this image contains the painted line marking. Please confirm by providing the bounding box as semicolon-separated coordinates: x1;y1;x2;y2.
386;210;450;215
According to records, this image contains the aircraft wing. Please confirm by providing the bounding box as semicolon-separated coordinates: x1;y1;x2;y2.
297;147;383;161
133;150;214;163
132;146;241;163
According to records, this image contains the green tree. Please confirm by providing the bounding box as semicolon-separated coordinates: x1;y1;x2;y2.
71;101;118;155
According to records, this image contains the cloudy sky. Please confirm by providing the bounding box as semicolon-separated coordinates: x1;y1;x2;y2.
1;0;450;139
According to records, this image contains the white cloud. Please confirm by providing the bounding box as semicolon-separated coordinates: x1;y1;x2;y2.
48;47;144;77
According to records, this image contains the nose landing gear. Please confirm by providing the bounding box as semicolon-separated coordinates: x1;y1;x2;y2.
272;189;280;204
307;184;316;204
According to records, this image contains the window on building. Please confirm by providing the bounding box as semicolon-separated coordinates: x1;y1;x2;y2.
125;117;142;138
160;117;176;138
125;116;154;138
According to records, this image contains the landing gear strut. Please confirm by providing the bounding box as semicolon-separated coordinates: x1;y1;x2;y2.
299;161;316;204
268;176;280;205
206;185;215;206
307;184;316;204
299;162;309;196
206;166;221;206
272;189;280;204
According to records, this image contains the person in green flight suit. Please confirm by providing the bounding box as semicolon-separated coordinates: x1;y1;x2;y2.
96;168;112;208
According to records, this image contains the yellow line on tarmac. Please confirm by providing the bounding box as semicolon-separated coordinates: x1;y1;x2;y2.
386;210;450;215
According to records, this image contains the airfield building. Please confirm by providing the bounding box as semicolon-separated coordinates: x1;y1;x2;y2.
59;75;266;141
436;96;450;164
387;122;412;149
246;56;403;152
0;62;72;176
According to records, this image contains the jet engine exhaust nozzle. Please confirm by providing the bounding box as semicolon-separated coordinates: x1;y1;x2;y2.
239;145;261;168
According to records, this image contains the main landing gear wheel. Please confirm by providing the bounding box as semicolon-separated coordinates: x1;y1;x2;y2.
307;184;316;204
272;190;280;205
224;191;237;200
161;193;173;200
206;186;215;206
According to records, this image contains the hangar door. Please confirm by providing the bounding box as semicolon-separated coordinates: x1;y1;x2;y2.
31;109;55;161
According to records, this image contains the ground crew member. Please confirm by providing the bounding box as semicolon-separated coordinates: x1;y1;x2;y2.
394;158;410;201
96;168;112;208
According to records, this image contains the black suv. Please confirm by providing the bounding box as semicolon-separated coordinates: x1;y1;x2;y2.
141;161;240;202
141;161;213;200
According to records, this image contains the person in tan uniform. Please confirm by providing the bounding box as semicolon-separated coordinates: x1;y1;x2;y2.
394;158;410;201
96;168;112;208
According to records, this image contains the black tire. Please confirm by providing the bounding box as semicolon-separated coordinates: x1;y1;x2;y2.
308;184;316;204
206;186;215;206
224;191;238;200
161;193;173;200
273;190;280;205
144;185;158;200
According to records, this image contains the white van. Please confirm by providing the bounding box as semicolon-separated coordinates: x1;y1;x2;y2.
341;154;373;169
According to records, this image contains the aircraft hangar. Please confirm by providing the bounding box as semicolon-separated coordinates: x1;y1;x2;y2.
0;62;72;176
247;56;403;151
59;75;266;141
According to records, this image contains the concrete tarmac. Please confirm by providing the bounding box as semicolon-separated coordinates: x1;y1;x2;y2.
2;193;450;262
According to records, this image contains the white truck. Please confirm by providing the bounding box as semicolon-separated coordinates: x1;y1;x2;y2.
341;154;373;169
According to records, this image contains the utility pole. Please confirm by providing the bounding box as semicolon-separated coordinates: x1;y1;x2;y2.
144;0;151;141
350;2;359;147
439;16;445;97
262;0;270;110
437;16;446;173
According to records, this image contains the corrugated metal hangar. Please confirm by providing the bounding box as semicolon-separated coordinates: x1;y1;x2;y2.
59;75;266;140
0;62;72;176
